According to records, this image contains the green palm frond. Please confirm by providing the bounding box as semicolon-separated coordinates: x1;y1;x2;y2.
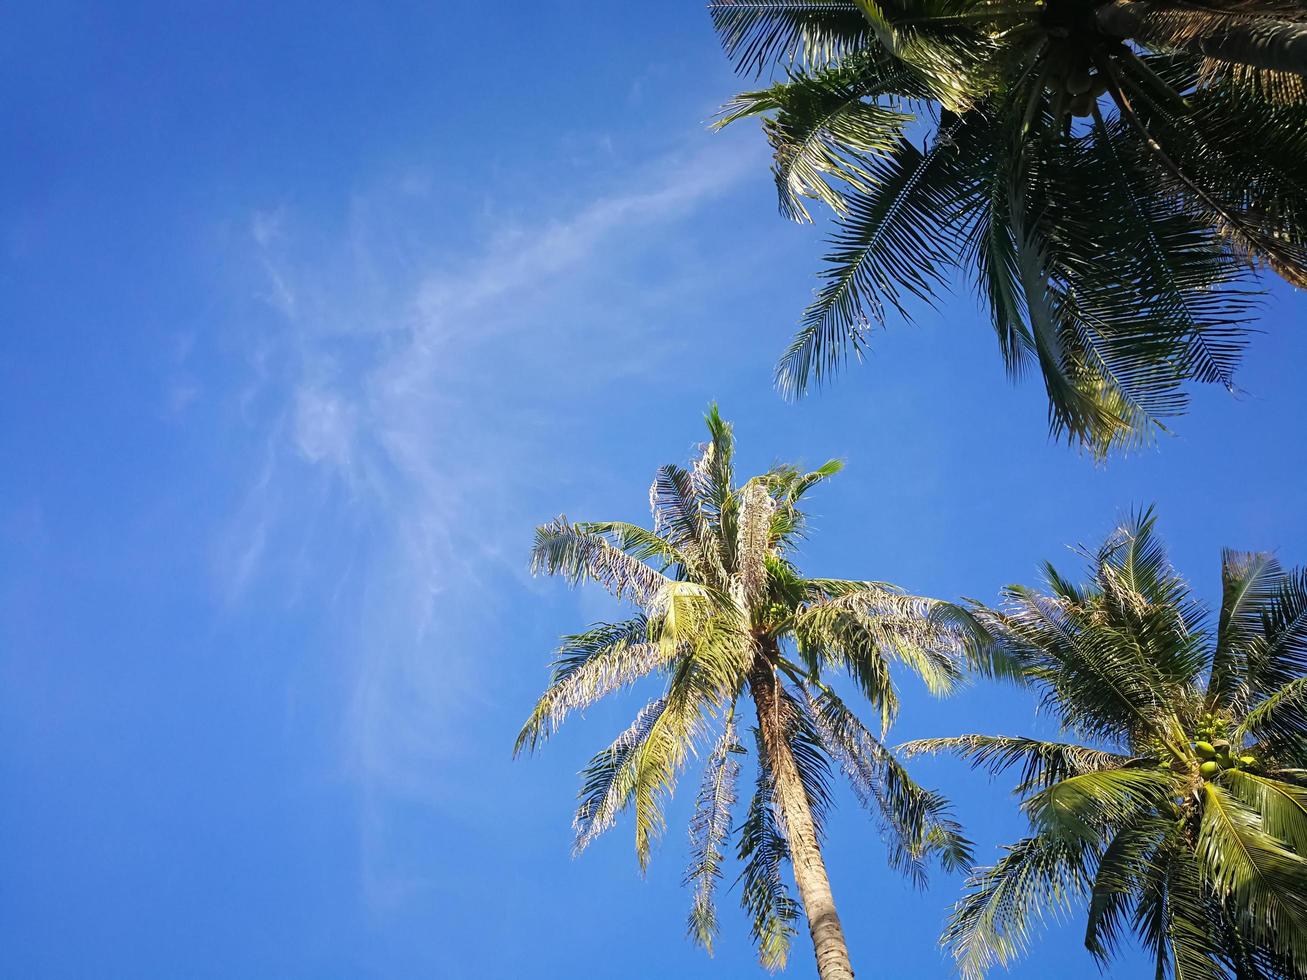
1083;817;1173;964
1153;847;1229;980
533;518;671;604
573;697;670;854
716;54;917;220
794;585;968;707
515;616;670;754
1210;551;1284;708
777;116;975;397
811;687;972;883
1247;567;1307;697
577;520;693;575
901;734;1135;794
1224;769;1307;854
1238;676;1307;754
1024;768;1177;842
945;834;1094;980
709;0;870;75
714;0;1306;452
987;587;1172;744
649;464;718;576
763;459;844;546
1196;782;1307;965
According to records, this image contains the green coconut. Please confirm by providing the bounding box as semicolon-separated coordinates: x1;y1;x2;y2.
1200;761;1222;779
1194;740;1216;759
1069;93;1095;117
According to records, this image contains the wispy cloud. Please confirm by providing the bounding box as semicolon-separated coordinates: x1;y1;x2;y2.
217;131;764;869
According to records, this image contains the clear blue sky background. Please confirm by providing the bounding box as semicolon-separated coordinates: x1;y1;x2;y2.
3;4;1305;978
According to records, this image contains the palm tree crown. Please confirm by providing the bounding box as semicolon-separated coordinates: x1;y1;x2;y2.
518;407;976;977
711;0;1307;454
906;510;1307;978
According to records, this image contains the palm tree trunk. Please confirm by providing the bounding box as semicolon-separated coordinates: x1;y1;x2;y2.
1096;1;1307;77
749;655;855;980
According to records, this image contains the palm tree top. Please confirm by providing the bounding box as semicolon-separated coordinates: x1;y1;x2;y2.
905;508;1307;978
519;407;979;974
709;1;1307;455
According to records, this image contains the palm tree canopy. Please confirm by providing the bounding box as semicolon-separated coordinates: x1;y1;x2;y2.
711;0;1307;455
518;407;978;968
904;509;1307;978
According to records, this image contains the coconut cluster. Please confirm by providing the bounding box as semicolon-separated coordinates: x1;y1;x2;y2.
1042;40;1110;117
1191;713;1256;779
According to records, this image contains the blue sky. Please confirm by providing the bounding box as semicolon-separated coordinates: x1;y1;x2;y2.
3;3;1306;978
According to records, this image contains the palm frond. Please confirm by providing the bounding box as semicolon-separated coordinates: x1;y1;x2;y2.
1238;676;1307;755
1247;567;1307;698
1094;0;1307;77
716;55;916;220
1196;782;1307;966
901;734;1136;795
515;616;670;755
1223;769;1307;855
737;726;801;970
649;464;717;576
1210;550;1284;708
685;721;744;953
1023;768;1176;843
533;518;670;606
577;520;693;575
811;687;972;883
573;697;670;854
777;114;976;397
691;404;736;538
709;0;869;75
1084;817;1173;964
796;584;969;701
944;834;1094;980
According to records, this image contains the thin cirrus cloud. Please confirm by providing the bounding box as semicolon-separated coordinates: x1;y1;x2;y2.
217;130;766;826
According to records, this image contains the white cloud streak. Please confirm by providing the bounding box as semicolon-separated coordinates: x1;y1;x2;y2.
218;132;764;895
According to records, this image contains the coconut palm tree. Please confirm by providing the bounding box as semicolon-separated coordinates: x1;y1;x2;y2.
517;407;977;979
904;509;1307;978
710;1;1307;454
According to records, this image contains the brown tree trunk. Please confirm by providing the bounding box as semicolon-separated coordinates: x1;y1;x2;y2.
1095;0;1307;77
749;653;855;980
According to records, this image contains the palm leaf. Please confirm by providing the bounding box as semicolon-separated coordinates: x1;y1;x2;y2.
810;687;972;883
533;518;670;605
901;734;1135;794
709;0;870;74
1196;782;1307;966
1210;550;1283;708
944;834;1094;980
777;114;975;396
515;616;670;754
737;726;801;970
685;721;744;953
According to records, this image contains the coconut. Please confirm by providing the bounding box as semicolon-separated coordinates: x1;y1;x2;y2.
1239;755;1257;767
1065;68;1093;96
1089;74;1108;98
1194;740;1216;759
1200;761;1222;779
1069;93;1095;117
